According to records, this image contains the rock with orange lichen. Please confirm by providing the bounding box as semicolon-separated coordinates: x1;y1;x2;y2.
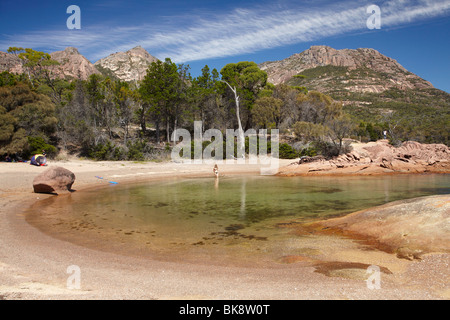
277;140;450;176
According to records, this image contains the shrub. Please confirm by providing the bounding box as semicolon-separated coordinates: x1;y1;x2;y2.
89;140;126;160
127;140;146;161
312;141;340;158
299;146;318;157
279;143;298;159
27;136;57;158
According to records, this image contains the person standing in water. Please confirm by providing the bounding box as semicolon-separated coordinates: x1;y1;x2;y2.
213;164;219;178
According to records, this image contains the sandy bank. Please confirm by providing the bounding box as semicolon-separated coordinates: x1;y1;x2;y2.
0;159;449;300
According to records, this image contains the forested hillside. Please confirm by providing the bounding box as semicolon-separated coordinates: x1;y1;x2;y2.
1;47;448;163
260;46;450;147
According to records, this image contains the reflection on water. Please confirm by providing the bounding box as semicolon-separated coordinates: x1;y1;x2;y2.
26;174;449;265
240;178;246;219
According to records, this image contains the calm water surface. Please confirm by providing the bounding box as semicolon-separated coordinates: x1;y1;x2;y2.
27;174;449;265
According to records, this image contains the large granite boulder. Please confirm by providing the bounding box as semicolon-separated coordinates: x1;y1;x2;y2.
33;166;75;194
303;195;450;260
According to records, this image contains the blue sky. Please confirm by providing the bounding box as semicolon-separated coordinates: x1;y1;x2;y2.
0;0;449;92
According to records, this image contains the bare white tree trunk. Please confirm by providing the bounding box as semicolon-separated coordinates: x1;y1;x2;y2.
173;116;178;146
221;80;245;159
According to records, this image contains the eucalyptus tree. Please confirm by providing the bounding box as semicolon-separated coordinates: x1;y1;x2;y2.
171;63;192;144
0;83;57;156
7;47;67;105
219;61;268;130
297;91;342;125
220;79;245;158
114;81;136;145
140;58;180;143
251;96;283;129
191;65;220;132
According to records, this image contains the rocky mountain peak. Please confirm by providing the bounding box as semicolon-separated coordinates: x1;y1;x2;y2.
94;46;158;82
0;51;23;74
0;47;100;80
50;47;101;80
128;46;149;56
61;47;80;55
259;45;433;92
0;46;159;83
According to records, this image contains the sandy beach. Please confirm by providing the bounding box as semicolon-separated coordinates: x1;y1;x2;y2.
0;159;449;300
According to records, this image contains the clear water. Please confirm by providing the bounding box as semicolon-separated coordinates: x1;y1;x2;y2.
26;174;449;265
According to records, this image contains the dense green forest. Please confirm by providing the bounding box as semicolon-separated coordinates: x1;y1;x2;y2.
1;48;447;162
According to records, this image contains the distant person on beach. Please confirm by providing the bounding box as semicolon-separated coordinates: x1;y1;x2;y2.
213;164;219;178
30;153;47;166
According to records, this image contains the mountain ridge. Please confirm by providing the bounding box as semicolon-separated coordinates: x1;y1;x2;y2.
94;46;158;82
258;45;448;146
0;44;445;96
0;46;159;82
50;47;102;80
258;45;433;92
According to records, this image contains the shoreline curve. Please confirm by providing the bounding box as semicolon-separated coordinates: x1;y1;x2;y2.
0;160;449;300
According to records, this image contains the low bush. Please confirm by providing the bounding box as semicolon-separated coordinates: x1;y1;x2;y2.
279;143;298;159
27;136;57;158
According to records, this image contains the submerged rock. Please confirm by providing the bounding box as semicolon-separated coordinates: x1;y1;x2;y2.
33;166;76;194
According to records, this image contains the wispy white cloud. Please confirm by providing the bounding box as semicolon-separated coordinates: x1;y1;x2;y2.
1;0;449;62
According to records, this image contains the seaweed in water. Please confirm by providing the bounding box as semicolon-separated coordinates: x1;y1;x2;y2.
307;187;343;194
224;224;246;231
154;202;169;208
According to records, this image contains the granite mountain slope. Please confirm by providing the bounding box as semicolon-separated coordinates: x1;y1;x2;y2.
94;46;159;82
0;46;158;82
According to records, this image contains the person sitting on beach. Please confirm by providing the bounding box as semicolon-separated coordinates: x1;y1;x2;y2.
30;154;47;166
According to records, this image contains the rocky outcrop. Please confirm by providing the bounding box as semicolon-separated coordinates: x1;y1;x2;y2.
259;45;433;90
33;167;76;194
278;140;450;176
0;51;24;74
94;46;158;82
0;46;157;82
0;47;100;80
302;195;450;260
50;47;101;80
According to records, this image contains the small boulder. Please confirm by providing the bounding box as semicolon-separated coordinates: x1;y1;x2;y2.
33;166;75;194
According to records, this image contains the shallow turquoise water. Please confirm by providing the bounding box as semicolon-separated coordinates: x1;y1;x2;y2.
28;174;449;264
75;173;449;224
